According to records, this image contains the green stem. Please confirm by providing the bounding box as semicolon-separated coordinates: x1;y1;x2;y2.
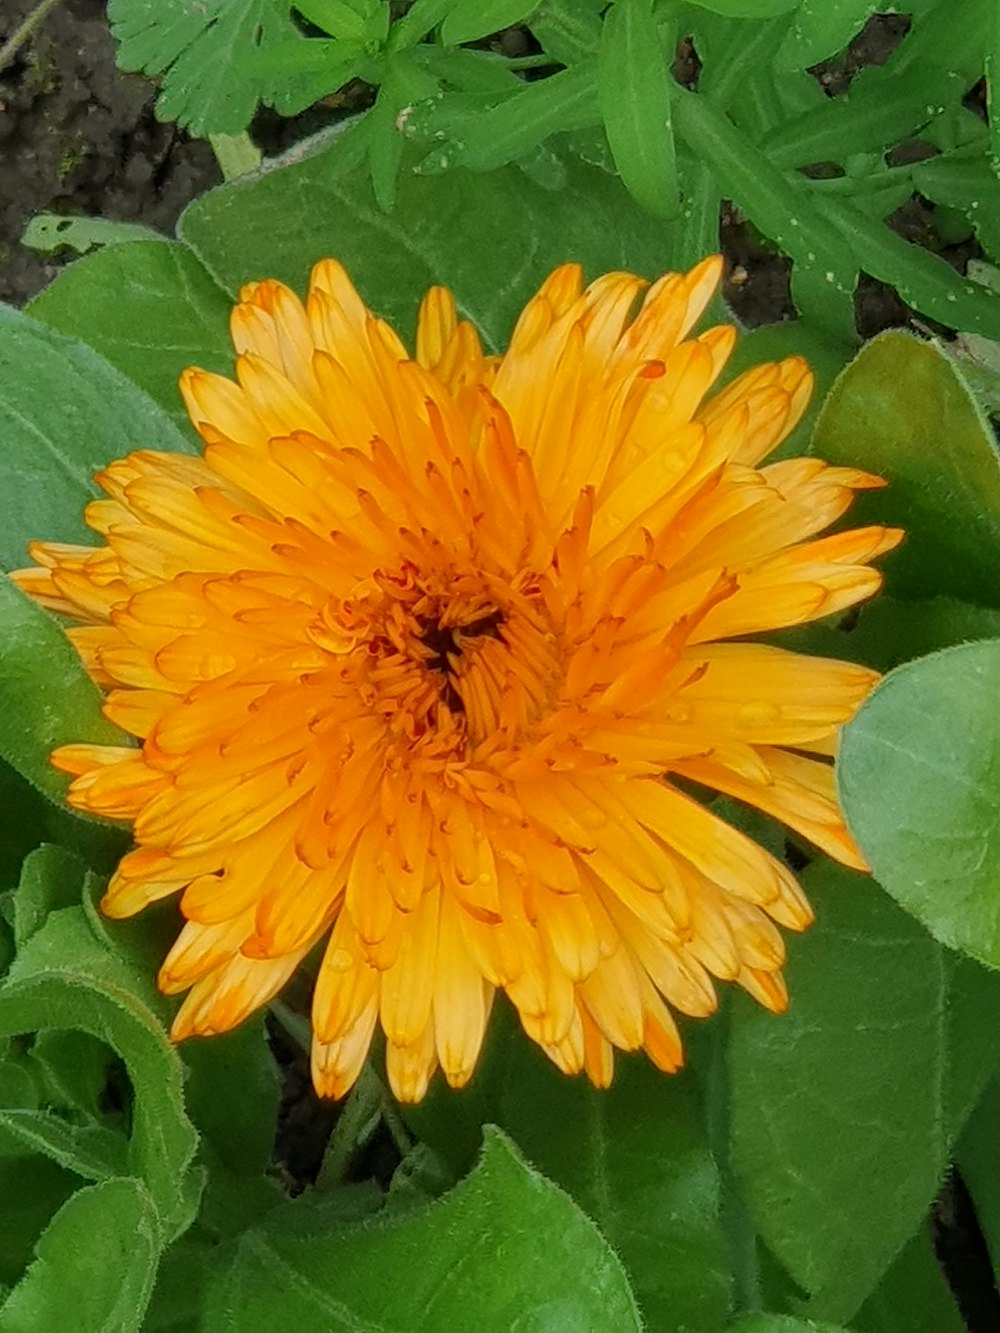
269;998;312;1054
0;0;65;75
209;132;262;182
504;53;558;70
316;1063;385;1189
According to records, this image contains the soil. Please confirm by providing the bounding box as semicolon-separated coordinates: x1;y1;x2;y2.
1;5;998;1331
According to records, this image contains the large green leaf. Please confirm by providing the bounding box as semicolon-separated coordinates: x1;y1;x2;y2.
402;1000;730;1331
855;1222;967;1333
180;1020;285;1238
0;1177;160;1333
0;579;127;810
728;861;1000;1322
179;126;690;352
686;1;799;15
728;1318;850;1333
499;1051;729;1330
28;241;233;436
0;306;192;575
956;1074;1000;1288
0;1157;78;1288
839;639;1000;968
202;1127;642;1331
777;594;1000;676
810;332;1000;607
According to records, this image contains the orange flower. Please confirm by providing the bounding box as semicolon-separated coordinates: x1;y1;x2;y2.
13;258;901;1102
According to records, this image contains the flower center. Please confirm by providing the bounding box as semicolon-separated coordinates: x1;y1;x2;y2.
416;609;506;715
310;561;563;765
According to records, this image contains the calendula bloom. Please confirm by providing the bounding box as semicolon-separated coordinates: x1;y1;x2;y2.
14;257;901;1102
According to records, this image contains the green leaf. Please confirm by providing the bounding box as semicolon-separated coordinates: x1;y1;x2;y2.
366;57;440;212
826;198;1000;342
387;0;455;50
500;1057;730;1331
28;241;233;436
21;214;161;257
294;0;368;41
779;593;1000;675
12;846;88;950
0;907;200;1238
956;1074;1000;1285
177;1019;285;1236
855;1221;967;1333
243;35;364;76
27;1029;123;1124
810;331;1000;607
108;0;300;136
839;639;1000;969
440;0;540;46
728;1318;851;1333
0;1157;78;1288
687;2;798;16
669;87;858;310
409;43;523;94
530;0;602;64
0;1177;160;1333
204;1127;642;1331
181;1021;280;1177
0;1109;127;1184
143;1233;217;1333
179;126;687;352
598;0;678;218
729;861;1000;1321
910;155;1000;266
776;0;880;70
987;0;1000;193
0;580;128;812
402;1000;729;1330
0;305;193;573
415;60;600;173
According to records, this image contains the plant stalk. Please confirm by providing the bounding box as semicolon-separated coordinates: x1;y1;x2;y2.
0;0;65;76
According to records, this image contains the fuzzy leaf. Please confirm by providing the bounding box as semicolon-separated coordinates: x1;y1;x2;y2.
0;306;192;573
0;907;199;1238
203;1128;642;1331
179;126;685;351
839;639;1000;969
729;861;1000;1322
0;1178;160;1333
0;581;127;811
28;240;233;437
811;332;1000;607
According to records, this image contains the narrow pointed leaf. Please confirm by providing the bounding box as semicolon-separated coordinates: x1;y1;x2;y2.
599;0;678;217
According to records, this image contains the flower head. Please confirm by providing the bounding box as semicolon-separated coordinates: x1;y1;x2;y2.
14;257;901;1101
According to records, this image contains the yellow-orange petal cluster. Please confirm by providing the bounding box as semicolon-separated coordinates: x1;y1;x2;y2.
14;256;902;1102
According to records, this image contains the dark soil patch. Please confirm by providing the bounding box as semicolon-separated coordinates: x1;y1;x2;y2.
0;0;219;305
